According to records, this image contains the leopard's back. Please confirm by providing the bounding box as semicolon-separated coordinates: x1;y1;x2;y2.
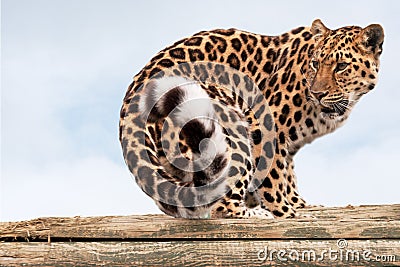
120;20;384;218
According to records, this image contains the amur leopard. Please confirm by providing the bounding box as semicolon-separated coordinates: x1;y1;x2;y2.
119;19;384;219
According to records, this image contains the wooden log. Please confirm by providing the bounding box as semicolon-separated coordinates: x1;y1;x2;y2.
0;240;398;266
1;204;399;266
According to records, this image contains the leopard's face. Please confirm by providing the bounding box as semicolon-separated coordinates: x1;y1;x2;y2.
305;20;384;121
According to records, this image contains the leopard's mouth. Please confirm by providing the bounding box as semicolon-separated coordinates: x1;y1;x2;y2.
320;100;350;120
320;106;342;120
306;90;352;120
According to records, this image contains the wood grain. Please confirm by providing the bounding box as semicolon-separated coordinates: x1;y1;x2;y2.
1;204;399;241
0;204;399;266
1;240;399;266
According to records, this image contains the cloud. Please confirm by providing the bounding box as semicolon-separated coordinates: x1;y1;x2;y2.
296;133;399;206
1;156;161;221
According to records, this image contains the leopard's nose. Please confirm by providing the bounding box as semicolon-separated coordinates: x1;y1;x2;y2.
311;91;329;101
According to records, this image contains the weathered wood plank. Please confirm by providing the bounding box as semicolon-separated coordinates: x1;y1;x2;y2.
0;205;399;266
1;204;399;241
0;240;398;266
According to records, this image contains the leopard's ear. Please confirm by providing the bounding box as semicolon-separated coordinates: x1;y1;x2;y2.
357;24;384;59
311;19;330;41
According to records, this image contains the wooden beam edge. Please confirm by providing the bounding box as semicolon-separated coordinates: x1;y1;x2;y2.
1;204;399;241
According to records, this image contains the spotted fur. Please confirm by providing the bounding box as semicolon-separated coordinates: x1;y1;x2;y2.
119;19;384;218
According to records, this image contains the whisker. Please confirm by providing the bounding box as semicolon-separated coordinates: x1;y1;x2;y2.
333;103;344;114
338;100;351;109
335;101;352;114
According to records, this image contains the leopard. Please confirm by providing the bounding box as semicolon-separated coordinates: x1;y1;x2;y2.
119;19;384;219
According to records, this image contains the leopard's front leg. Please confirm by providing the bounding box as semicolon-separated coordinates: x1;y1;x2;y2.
285;158;306;209
211;188;275;219
256;151;306;218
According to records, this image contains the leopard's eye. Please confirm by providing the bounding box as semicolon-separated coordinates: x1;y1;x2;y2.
311;60;319;70
335;62;349;72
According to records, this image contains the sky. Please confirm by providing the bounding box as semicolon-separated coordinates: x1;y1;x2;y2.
1;0;399;222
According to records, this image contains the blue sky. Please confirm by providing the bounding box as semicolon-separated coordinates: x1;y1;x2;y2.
1;0;399;221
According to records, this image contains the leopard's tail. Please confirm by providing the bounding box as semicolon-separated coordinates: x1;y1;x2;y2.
139;76;228;168
121;76;230;218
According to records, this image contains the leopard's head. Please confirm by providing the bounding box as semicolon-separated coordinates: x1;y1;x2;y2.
306;19;384;120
